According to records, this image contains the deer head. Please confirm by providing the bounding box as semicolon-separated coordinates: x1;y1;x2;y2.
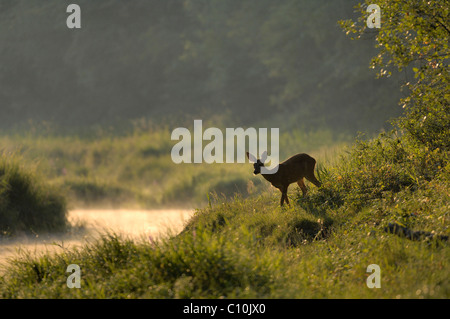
246;151;267;175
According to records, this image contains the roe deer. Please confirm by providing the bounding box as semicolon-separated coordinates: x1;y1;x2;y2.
246;151;321;206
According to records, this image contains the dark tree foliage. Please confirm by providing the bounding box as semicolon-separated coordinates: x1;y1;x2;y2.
0;0;403;134
340;0;449;150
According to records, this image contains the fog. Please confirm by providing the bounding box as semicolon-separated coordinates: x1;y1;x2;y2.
0;209;194;270
0;0;403;134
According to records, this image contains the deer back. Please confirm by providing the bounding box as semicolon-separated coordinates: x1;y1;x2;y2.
262;153;316;188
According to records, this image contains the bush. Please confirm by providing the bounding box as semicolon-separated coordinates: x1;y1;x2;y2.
0;153;68;235
299;129;448;212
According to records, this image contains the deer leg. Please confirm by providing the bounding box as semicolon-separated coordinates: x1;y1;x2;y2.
280;186;290;206
305;174;321;188
297;179;307;196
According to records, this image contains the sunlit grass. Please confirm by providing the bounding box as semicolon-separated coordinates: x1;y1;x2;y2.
0;126;347;208
0;152;68;235
1;186;447;298
1;123;447;298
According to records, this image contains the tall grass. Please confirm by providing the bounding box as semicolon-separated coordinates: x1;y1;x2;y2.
1;187;447;298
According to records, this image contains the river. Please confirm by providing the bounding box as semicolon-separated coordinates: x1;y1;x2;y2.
0;209;194;270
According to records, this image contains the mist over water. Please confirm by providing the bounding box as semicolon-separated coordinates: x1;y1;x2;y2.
0;209;194;269
69;209;194;239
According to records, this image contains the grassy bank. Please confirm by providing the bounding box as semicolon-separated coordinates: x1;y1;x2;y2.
0;130;448;298
0;153;68;236
0;189;447;298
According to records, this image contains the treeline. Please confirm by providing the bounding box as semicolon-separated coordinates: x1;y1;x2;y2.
0;0;403;133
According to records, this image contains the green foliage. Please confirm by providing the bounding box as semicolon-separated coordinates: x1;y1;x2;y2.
0;153;68;235
339;0;450;151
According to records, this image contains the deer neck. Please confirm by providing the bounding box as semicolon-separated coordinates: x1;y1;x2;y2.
261;165;280;183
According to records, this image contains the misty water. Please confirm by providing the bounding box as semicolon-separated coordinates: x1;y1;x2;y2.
0;209;194;269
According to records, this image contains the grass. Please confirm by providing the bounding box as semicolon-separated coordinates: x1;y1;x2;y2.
0;121;448;298
0;138;448;298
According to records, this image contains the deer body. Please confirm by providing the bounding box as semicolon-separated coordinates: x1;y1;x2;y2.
247;152;321;206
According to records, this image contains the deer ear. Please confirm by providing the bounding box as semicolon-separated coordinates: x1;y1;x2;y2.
260;151;267;163
246;152;257;163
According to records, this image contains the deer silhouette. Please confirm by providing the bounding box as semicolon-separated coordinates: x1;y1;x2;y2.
247;151;321;206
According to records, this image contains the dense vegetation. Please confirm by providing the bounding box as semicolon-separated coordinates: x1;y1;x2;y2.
0;0;448;299
0;126;345;208
0;0;402;134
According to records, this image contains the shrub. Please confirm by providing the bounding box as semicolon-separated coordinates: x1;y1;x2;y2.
0;153;68;235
